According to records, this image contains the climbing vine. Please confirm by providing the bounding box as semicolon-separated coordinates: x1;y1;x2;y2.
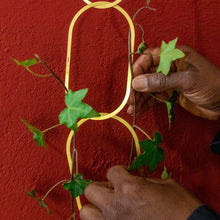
12;0;184;219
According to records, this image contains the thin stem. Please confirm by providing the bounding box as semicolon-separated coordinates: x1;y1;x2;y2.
133;125;152;140
128;26;136;169
67;214;75;220
133;6;148;22
35;54;68;92
71;133;77;217
42;124;62;133
128;3;156;168
132;3;156;55
146;6;156;11
134;23;145;42
26;67;51;78
75;149;78;175
132;4;156;23
149;94;167;103
70;196;74;220
42;179;68;201
71;134;76;180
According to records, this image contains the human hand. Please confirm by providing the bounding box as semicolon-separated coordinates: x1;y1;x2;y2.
80;166;202;220
127;46;220;120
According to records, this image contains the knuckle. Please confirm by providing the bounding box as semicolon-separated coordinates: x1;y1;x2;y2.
152;47;161;56
121;178;143;195
176;45;192;53
155;73;168;90
182;69;196;88
145;47;160;54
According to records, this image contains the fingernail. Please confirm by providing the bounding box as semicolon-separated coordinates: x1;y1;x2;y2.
132;77;147;91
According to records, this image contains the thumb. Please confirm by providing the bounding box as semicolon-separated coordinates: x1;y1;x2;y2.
132;72;185;93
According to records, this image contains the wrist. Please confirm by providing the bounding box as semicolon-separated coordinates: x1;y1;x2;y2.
187;205;220;220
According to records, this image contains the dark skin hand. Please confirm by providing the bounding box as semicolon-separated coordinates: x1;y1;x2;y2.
80;166;202;220
127;46;220;120
80;46;220;220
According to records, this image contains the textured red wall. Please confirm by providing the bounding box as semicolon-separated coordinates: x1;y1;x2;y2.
0;0;220;219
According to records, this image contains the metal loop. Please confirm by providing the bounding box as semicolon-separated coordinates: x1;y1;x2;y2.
83;0;122;9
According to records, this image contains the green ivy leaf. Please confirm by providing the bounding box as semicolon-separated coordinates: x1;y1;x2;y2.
11;58;38;68
20;118;46;148
27;189;51;214
37;199;52;215
129;131;164;172
27;189;37;199
161;166;172;180
161;166;168;179
165;91;178;128
63;174;92;198
157;38;185;75
59;89;100;131
137;41;147;54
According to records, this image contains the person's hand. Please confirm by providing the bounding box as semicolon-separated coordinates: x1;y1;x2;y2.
80;166;202;220
127;46;220;120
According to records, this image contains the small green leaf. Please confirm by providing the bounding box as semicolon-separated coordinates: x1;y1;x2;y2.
27;189;51;214
11;57;38;68
63;174;92;198
20;118;46;148
37;199;52;215
161;166;172;180
27;189;37;199
157;38;185;75
154;131;163;144
137;41;147;54
59;89;100;131
165;91;178;128
161;166;168;179
129;131;164;172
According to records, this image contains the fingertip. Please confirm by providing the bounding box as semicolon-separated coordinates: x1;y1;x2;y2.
80;204;104;220
127;92;134;105
127;105;134;115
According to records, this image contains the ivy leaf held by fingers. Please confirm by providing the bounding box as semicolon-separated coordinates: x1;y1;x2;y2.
157;38;185;75
165;91;178;128
129;131;164;172
137;41;147;54
62;174;92;198
20;118;46;148
59;89;100;131
27;189;51;214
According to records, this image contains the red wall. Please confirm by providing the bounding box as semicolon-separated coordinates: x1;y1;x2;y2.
1;0;220;219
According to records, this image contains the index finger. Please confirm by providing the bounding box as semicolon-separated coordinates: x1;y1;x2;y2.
133;47;160;77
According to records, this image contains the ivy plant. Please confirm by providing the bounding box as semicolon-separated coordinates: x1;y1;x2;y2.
12;1;185;218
